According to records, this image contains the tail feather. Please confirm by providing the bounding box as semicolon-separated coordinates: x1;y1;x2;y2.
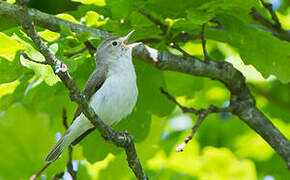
45;114;93;163
45;133;70;163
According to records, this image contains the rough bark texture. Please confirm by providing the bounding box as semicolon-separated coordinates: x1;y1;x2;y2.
0;0;289;169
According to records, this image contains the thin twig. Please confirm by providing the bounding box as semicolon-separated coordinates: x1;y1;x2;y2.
30;163;51;180
139;9;191;57
84;40;97;57
259;0;281;29
62;108;68;129
66;47;88;58
161;88;232;152
175;113;207;152
139;9;167;33
53;172;64;180
170;41;193;57
66;41;96;58
250;8;290;41
160;88;198;114
62;108;77;180
21;51;48;65
201;24;210;62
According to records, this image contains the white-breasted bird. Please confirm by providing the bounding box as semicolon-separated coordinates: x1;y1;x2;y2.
45;30;141;163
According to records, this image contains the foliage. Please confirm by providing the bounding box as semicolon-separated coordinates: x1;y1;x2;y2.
0;0;289;179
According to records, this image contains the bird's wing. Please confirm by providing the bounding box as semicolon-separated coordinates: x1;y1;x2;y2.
71;63;108;145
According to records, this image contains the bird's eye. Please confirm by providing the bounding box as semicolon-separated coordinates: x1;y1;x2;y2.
112;41;118;46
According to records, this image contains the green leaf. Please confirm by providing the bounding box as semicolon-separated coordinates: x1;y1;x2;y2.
80;131;121;163
98;154;133;179
186;9;215;25
144;0;195;19
0;79;20;99
0;32;26;61
0;105;67;179
76;31;91;42
134;60;175;116
0;54;30;84
214;14;290;83
20;43;60;86
39;29;60;42
85;11;107;27
72;0;106;6
56;13;79;24
106;0;134;20
164;71;204;97
60;25;74;36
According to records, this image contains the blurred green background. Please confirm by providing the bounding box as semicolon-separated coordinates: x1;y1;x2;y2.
0;0;289;179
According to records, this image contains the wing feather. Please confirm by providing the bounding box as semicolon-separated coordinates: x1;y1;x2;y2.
71;62;107;145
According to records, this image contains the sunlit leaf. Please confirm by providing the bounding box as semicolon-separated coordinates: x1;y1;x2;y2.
39;30;60;42
72;0;106;6
0;32;26;61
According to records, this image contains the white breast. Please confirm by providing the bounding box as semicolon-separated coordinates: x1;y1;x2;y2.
89;58;138;125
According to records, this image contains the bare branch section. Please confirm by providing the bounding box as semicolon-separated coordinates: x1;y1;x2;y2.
62;108;77;180
250;6;290;42
139;9;192;57
259;0;281;29
161;88;233;152
201;24;210;62
139;9;167;33
15;0;147;179
30;163;51;180
1;0;289;169
21;51;48;65
66;47;87;58
66;41;96;58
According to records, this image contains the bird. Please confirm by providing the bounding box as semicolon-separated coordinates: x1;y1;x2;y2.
45;30;141;163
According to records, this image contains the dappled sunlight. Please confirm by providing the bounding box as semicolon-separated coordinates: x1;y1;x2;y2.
235;132;274;161
0;79;20;99
38;30;60;42
205;87;228;101
0;32;26;61
72;0;106;6
199;147;256;180
147;139;257;180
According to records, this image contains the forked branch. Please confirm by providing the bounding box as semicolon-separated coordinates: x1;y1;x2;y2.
161;88;233;152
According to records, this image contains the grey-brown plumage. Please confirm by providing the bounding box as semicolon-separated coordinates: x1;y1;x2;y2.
45;30;141;163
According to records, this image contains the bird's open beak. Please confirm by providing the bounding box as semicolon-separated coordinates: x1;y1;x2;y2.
122;30;142;49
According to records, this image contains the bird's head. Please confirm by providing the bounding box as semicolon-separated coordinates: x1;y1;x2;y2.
96;30;141;61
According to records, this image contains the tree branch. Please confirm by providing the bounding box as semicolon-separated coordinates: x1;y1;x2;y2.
201;24;210;62
21;51;48;64
161;88;233;152
30;163;51;180
139;9;192;57
66;47;88;58
259;0;281;29
62;108;77;180
138;9;167;33
250;8;290;42
1;0;289;169
15;0;147;179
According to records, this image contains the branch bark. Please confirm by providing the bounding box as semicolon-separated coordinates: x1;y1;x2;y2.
14;1;147;179
160;88;233;152
1;0;289;169
250;7;290;42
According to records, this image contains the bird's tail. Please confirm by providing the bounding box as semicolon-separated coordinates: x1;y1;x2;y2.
45;131;71;163
45;114;93;163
